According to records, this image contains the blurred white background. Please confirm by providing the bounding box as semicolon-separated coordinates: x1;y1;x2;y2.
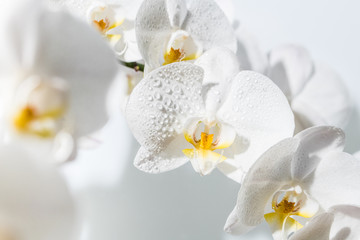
62;1;360;240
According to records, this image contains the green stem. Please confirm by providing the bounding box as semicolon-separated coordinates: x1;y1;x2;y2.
118;60;145;72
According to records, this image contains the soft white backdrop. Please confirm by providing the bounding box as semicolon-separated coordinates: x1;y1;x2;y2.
62;1;360;240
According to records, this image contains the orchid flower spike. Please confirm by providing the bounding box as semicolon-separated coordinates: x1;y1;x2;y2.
0;1;118;161
135;0;237;73
0;145;76;240
46;0;143;62
225;126;360;240
266;45;352;133
126;48;294;182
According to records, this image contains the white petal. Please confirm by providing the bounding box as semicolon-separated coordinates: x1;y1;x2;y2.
32;10;118;137
0;145;76;240
135;0;172;69
1;3;118;137
224;206;255;235
117;29;143;62
216;71;294;182
235;23;267;73
46;0;91;17
183;0;237;52
267;44;314;100
330;205;360;240
166;0;187;27
165;29;203;61
136;0;237;70
134;135;190;173
291;126;345;181
126;62;205;172
118;0;145;21
224;138;299;233
0;0;42;73
214;0;235;23
291;63;352;130
304;152;360;210
290;212;334;240
195;47;239;86
195;47;239;118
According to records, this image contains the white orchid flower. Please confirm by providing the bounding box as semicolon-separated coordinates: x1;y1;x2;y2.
266;45;352;133
0;1;118;161
225;126;360;240
47;0;143;62
135;0;237;73
0;145;76;240
126;48;294;182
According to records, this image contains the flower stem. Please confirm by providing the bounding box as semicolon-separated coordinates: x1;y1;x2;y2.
118;60;145;72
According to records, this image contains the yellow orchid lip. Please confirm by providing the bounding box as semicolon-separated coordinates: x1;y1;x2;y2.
88;4;125;44
93;18;110;34
264;187;318;239
182;120;235;175
13;105;66;138
11;76;69;138
163;30;203;66
163;47;199;66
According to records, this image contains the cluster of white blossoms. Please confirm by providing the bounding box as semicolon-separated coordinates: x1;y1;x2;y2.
0;0;358;239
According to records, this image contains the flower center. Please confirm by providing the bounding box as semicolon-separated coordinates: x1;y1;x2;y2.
182;120;235;176
163;30;202;65
93;18;111;34
88;4;124;43
11;76;68;138
264;186;319;239
163;47;185;65
274;199;300;215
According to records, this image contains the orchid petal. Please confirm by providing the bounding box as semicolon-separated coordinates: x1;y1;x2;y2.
32;10;118;137
183;0;237;52
330;205;360;240
118;28;143;62
0;0;41;73
118;0;145;21
195;48;239;117
291;126;345;181
216;71;294;182
46;0;91;17
264;213;303;240
290;212;334;240
0;145;75;240
224;138;299;233
224;206;255;235
291;63;352;129
134;135;190;173
126;62;205;172
195;48;239;86
166;0;187;28
267;44;314;101
304;152;360;210
135;0;172;69
136;0;237;70
214;0;235;23
235;23;267;73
